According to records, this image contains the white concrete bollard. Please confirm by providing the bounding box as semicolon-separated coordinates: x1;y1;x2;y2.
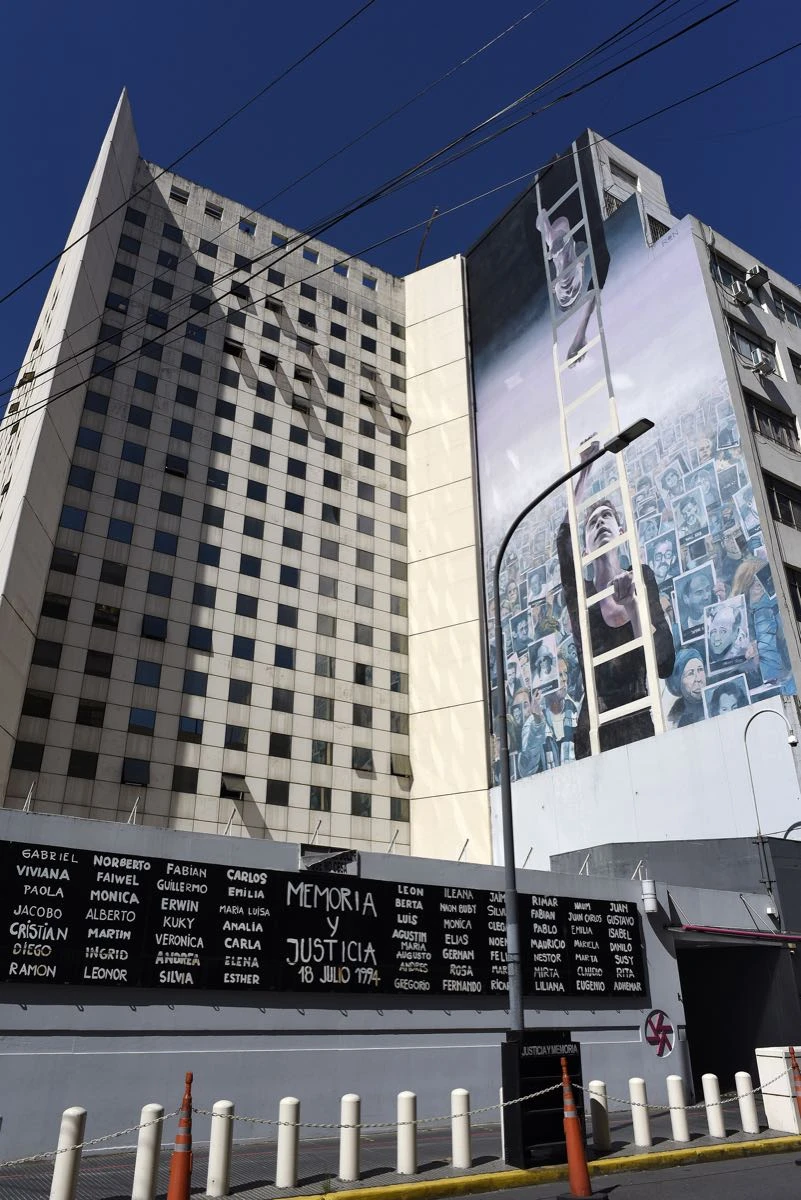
499;1087;506;1163
588;1080;610;1154
397;1091;417;1175
131;1103;164;1200
49;1106;87;1200
206;1100;234;1198
275;1097;300;1189
451;1088;472;1170
666;1075;690;1143
339;1093;361;1182
735;1071;760;1135
702;1073;726;1138
629;1078;652;1148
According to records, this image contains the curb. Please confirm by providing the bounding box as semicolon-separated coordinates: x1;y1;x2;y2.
281;1134;801;1200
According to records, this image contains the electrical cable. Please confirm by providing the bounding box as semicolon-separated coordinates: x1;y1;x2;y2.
6;32;799;438
0;0;382;309
2;0;722;408
0;0;562;394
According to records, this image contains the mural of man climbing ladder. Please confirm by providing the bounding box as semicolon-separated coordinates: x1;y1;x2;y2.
466;131;796;784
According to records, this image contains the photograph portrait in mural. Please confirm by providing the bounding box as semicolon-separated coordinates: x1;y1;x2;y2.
466;132;796;786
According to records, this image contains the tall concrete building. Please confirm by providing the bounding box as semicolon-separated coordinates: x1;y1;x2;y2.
5;95;801;874
0;93;414;853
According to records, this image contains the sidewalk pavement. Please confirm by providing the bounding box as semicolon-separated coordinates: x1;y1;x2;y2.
2;1099;800;1200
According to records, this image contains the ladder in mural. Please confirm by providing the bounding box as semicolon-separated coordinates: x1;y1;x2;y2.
535;144;664;754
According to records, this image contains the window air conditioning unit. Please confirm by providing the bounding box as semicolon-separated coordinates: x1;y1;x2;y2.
752;349;775;377
746;264;769;289
732;281;751;306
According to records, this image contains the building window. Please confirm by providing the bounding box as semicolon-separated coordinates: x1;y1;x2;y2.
728;319;776;370
122;758;150;786
129;707;156;735
351;791;372;817
310;786;331;812
775;291;801;330
232;636;255;661
391;710;409;734
41;592;71;619
266;779;289;807
183;670;207;697
165;455;188;478
173;765;199;793
68;465;95;492
93;602;120;629
244;516;264;540
317;614;336;638
178;716;204;744
391;671;408;694
748;394;799;451
354;663;372;686
229;679;252;705
273;687;294;714
275;645;294;669
240;554;261;579
12;741;45;771
314;695;334;721
100;560;127;586
766;474;801;530
188;625;213;653
225;725;249;752
711;254;746;292
324;470;341;491
352;746;374;772
355;585;373;608
787;565;801;621
148;571;173;598
319;576;337;599
68;750;99;780
22;689;53;719
270;731;292;758
315;654;335;678
391;796;410;822
353;703;372;728
354;623;373;647
76;700;106;727
312;740;332;765
142;615;168;640
280;564;300;588
135;660;162;687
85;652;113;681
236;594;259;618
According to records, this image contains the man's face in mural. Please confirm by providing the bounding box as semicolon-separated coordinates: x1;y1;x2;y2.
685;573;713;619
652;539;677;584
680;498;701;530
708;608;737;657
698;437;713;463
681;657;706;702
584;502;621;554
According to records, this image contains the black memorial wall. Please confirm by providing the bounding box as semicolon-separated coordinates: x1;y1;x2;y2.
0;841;646;996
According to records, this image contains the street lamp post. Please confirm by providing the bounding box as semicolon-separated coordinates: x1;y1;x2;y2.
743;707;798;901
492;419;654;1035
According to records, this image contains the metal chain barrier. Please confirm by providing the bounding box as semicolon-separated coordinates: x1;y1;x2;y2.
0;1109;178;1171
576;1067;788;1113
193;1081;564;1131
0;1065;788;1173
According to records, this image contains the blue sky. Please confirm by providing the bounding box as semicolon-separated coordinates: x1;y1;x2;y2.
1;0;798;381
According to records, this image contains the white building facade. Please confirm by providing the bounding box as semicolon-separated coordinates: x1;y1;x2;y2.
5;103;801;870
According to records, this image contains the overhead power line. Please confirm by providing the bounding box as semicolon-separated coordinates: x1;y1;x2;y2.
0;0;382;310
5;31;796;440
2;0;713;407
0;0;562;395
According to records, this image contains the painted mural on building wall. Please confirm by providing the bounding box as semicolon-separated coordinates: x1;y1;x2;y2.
466;133;796;783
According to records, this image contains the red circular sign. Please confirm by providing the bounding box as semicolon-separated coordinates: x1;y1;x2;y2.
645;1009;674;1057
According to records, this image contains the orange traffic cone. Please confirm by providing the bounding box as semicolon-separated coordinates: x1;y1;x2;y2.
560;1056;592;1198
166;1071;193;1200
789;1046;801;1128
